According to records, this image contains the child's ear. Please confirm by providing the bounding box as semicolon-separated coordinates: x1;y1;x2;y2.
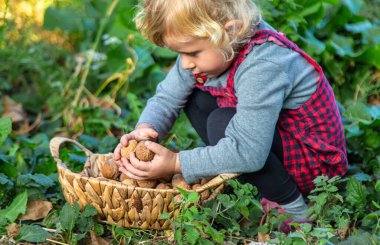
224;20;243;34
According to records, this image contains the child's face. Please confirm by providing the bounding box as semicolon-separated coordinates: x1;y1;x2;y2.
164;35;233;78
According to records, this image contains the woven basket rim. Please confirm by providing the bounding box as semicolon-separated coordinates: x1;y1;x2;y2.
57;163;182;194
51;136;240;194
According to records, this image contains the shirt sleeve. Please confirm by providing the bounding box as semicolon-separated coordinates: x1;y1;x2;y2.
136;57;194;139
179;58;291;183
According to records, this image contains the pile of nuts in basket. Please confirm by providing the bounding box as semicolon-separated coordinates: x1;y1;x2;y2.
86;139;211;199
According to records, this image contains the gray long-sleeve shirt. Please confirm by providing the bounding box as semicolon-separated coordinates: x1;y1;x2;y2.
137;22;319;183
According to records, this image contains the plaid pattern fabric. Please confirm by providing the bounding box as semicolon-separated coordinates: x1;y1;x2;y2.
194;30;348;195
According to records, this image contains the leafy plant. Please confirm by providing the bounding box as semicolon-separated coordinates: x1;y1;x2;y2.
162;179;263;244
55;202;102;244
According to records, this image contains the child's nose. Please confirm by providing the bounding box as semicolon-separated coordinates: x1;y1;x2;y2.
181;57;195;70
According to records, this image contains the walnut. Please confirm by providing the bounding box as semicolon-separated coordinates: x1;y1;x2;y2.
135;141;155;161
171;174;190;190
120;140;154;161
120;140;138;159
137;179;158;188
99;158;119;180
119;140;157;188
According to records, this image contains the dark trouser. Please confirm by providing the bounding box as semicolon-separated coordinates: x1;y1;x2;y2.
184;89;301;205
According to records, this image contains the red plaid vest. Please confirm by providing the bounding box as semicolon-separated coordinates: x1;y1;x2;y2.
194;30;348;195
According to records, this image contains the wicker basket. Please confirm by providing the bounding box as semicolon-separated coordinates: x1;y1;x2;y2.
50;137;239;230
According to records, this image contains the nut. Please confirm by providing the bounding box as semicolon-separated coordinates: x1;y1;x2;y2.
171;174;190;190
137;179;158;188
156;183;171;189
99;158;119;180
135;141;155;161
120;140;155;162
121;140;138;159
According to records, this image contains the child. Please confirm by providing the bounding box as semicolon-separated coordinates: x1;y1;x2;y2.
113;0;348;222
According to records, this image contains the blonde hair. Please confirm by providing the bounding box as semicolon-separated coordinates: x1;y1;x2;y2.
135;0;261;60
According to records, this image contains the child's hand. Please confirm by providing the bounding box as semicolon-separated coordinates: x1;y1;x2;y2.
113;123;158;163
118;141;181;180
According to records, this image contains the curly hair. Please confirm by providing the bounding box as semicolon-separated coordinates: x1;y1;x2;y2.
135;0;261;60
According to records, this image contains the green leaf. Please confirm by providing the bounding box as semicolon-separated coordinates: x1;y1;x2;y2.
159;212;170;219
185;226;200;245
301;30;326;54
355;45;380;68
174;229;182;241
352;173;372;182
43;7;82;33
329;34;355;57
361;212;379;227
153;47;178;58
0;117;12;145
204;224;224;243
0;191;28;222
345;21;373;33
338;232;376;245
93;223;104;237
343;102;372;123
0;173;13;188
258;225;269;233
375;180;380;194
59;202;80;232
346;177;367;207
17;225;52;243
300;223;313;233
299;3;322;17
343;0;363;14
82;205;98;217
187;192;199;204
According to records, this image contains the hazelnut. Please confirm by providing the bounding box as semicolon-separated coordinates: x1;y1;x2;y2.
156;183;171;189
137;179;158;188
171;174;190;190
100;158;119;180
120;140;155;162
120;173;137;186
135;141;155;161
120;140;138;159
122;179;137;186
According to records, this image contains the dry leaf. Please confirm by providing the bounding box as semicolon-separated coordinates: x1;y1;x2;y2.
257;232;270;243
2;96;25;123
6;223;20;238
20;200;53;221
89;229;110;245
1;96;42;135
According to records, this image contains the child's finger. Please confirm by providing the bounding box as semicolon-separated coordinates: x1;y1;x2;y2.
146;128;159;138
138;128;158;140
123;157;148;178
113;143;122;161
120;134;133;146
119;167;145;180
144;141;166;155
129;152;150;171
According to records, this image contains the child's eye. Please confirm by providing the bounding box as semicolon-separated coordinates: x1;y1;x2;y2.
184;52;199;57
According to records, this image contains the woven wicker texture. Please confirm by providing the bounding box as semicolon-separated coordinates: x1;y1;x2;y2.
50;137;239;230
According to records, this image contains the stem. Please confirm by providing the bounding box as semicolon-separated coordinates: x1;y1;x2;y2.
72;0;120;108
45;238;69;245
0;0;10;48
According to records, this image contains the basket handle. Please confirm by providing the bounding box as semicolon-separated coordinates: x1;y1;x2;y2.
50;137;93;167
196;173;240;193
